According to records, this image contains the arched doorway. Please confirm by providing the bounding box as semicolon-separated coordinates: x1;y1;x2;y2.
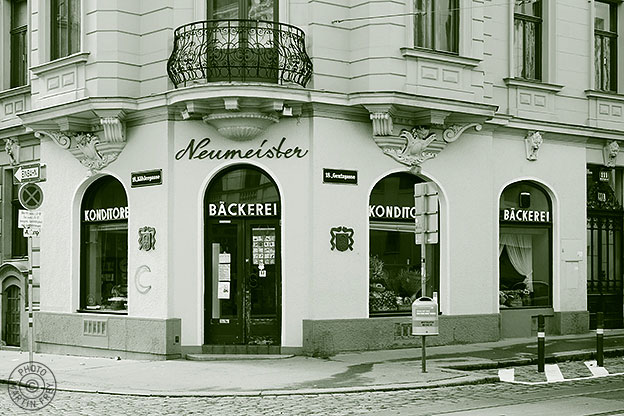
204;165;281;345
3;285;21;346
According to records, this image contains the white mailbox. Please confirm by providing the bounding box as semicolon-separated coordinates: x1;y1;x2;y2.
412;297;439;336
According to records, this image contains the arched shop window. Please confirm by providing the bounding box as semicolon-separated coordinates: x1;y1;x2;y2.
369;173;440;316
499;181;552;308
80;176;128;313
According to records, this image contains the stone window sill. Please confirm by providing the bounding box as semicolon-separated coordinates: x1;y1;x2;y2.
400;47;480;67
585;89;624;103
30;52;90;76
504;78;563;93
0;84;31;100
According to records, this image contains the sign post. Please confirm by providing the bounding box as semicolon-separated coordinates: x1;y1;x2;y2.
414;183;439;298
17;182;43;364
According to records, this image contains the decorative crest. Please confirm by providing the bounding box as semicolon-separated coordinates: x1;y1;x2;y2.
382;127;438;168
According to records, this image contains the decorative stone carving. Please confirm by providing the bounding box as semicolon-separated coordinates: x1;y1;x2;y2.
373;123;482;170
603;140;620;168
34;117;126;174
370;112;393;136
524;130;543;161
442;123;483;143
382;126;438;167
4;137;20;166
203;112;279;141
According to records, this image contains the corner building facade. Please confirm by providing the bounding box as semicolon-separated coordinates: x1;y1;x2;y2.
0;0;621;358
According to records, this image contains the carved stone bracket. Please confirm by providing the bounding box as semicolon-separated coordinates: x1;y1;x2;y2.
4;137;20;166
35;116;127;174
603;140;619;167
372;122;482;169
370;112;394;136
524;130;543;161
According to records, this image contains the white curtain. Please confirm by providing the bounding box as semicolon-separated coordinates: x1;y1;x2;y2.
499;233;533;291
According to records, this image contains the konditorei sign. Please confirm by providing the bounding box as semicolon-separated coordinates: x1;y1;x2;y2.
131;169;162;187
369;205;417;220
500;208;551;223
323;169;358;185
175;137;308;161
83;206;129;222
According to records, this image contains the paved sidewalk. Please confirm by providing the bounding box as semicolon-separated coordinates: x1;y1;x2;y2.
1;330;622;397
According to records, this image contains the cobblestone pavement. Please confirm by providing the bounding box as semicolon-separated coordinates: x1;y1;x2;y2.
1;374;623;415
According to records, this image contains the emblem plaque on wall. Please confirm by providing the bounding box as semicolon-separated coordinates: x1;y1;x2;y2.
330;226;354;252
138;226;156;251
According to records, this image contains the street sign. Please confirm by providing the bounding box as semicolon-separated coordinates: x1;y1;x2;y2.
23;227;40;237
18;209;42;230
414;183;439;245
14;163;42;183
18;183;43;210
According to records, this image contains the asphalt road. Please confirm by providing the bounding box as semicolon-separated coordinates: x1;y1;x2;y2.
1;374;623;415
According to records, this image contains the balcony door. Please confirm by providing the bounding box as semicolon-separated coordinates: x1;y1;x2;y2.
207;0;279;83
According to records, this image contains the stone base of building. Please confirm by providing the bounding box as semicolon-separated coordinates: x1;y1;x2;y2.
34;312;181;360
500;309;589;338
302;314;501;357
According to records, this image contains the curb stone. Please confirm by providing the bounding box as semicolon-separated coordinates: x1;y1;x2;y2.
0;374;499;398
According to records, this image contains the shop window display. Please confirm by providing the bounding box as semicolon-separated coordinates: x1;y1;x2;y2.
499;181;552;308
80;176;128;313
369;173;439;315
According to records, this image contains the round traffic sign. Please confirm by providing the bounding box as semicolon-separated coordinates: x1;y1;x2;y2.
19;183;43;210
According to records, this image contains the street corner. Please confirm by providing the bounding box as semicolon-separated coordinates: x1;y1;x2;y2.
492;356;624;385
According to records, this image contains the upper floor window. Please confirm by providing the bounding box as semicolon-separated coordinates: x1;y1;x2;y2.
414;0;459;54
595;0;618;92
10;0;27;88
208;0;277;20
514;0;542;80
51;0;80;61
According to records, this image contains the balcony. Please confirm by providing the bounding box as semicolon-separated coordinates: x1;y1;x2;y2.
167;19;313;88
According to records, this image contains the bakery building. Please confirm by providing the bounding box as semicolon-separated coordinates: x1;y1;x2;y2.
0;1;622;358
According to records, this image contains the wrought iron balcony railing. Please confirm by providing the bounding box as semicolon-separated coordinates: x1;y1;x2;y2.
167;19;313;88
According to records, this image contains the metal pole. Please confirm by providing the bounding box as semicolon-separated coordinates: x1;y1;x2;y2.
421;335;427;373
596;312;604;367
420;232;426;298
537;315;545;372
27;236;33;363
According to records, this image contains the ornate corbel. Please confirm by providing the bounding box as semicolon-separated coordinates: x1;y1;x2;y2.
442;123;483;143
35;116;127;174
603;140;620;168
524;130;543;161
366;105;395;136
4;137;20;166
372;122;483;170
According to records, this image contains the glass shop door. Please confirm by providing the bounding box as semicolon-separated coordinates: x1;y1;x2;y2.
205;219;281;345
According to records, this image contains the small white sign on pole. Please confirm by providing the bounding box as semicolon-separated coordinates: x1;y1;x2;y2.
18;210;43;231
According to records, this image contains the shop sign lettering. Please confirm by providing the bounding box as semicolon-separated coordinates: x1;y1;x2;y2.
83;207;129;222
208;202;279;217
369;205;417;220
175;137;308;161
501;208;550;223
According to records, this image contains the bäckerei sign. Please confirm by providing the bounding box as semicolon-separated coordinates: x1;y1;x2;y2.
175;137;308;161
500;208;550;223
